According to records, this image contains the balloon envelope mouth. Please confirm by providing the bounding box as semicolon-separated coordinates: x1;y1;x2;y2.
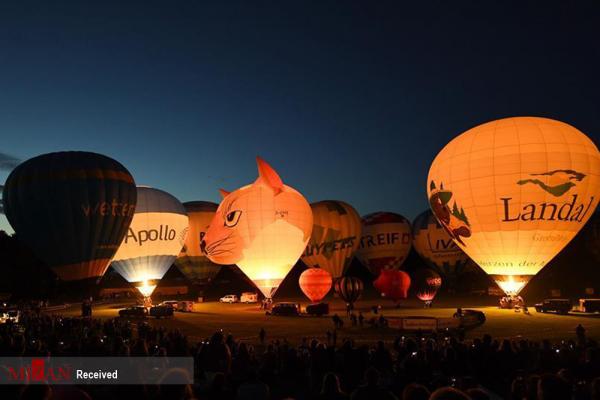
252;278;283;299
135;279;158;298
492;274;531;296
417;291;438;301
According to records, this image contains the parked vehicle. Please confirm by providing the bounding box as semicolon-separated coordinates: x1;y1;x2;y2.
149;305;174;318
240;292;258;303
578;298;600;313
118;306;148;318
178;301;194;312
160;300;180;310
305;302;329;316
268;302;300;316
0;310;19;324
220;295;239;303
459;309;486;328
535;299;572;314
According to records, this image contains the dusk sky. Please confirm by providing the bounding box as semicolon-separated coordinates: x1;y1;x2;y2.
1;1;599;233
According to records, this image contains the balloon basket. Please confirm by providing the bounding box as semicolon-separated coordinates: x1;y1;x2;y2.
143;297;153;308
499;295;524;310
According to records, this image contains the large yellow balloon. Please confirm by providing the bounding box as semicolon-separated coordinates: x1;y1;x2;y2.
301;200;362;279
202;157;313;298
428;117;600;295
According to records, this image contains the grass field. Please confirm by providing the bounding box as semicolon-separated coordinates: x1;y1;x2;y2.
51;296;600;345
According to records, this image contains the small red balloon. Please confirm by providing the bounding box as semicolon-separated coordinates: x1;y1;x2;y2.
373;269;411;302
299;268;333;303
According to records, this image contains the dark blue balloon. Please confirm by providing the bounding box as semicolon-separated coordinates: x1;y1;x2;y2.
2;151;137;281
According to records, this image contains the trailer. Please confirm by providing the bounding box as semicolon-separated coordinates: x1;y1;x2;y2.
578;298;600;313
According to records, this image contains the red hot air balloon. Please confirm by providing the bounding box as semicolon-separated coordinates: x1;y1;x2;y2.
299;268;333;303
412;268;442;306
373;270;411;303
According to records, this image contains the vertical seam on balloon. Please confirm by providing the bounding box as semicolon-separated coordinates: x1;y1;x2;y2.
515;119;524;277
493;119;505;277
101;162;117;279
537;119;553;276
467;123;483;271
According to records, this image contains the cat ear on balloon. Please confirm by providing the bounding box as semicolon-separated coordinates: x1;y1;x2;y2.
219;189;230;199
218;156;284;199
255;156;283;195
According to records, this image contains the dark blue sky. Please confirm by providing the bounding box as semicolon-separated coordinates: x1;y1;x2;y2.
1;1;599;232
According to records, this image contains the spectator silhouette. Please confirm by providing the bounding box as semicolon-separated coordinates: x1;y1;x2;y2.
350;367;397;400
259;328;266;345
401;383;430;400
466;388;490;400
537;373;571;400
156;368;195;400
592;376;600;400
318;372;348;400
236;369;269;400
429;387;471;400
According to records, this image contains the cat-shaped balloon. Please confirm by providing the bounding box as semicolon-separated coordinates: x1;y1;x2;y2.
201;157;313;298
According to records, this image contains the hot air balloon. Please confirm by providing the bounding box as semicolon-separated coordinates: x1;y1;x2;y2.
334;276;363;307
175;201;223;286
428;117;600;296
299;268;333;303
373;269;411;303
412;209;469;288
202;157;313;298
111;186;189;298
412;268;442;306
2;152;137;281
582;211;600;262
301;200;361;279
356;212;412;276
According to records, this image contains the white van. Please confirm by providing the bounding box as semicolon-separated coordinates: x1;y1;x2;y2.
241;292;258;303
220;294;238;303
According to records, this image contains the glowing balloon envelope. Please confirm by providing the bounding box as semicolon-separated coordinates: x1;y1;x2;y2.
334;276;364;306
202;157;313;298
111;186;189;297
301;200;362;279
428;117;600;295
582;211;600;262
373;269;411;302
412;268;442;303
2;151;137;281
412;209;469;285
175;201;223;286
356;212;412;276
299;268;333;303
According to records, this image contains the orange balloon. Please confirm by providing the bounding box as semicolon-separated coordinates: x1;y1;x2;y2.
299;268;333;303
428;117;600;295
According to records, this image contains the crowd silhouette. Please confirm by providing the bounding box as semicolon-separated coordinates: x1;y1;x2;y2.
0;311;599;399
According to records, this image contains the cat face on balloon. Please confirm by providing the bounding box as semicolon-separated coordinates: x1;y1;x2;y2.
200;157;313;265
